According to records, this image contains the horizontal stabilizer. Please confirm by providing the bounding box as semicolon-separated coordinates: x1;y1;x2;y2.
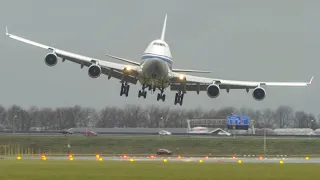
172;69;211;73
105;54;140;66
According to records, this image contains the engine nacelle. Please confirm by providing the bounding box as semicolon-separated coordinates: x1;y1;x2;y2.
206;84;220;98
252;87;266;101
88;64;101;78
44;53;58;66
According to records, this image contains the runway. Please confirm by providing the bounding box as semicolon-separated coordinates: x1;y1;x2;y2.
2;156;319;164
1;132;319;139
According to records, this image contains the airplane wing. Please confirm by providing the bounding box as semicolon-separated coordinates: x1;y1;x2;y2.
5;27;139;84
170;71;313;98
172;69;211;73
105;54;141;66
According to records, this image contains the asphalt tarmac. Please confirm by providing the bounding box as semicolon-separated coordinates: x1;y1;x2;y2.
2;156;319;164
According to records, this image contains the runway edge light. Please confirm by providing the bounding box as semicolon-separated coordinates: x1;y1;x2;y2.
238;160;242;164
279;160;284;164
306;156;309;160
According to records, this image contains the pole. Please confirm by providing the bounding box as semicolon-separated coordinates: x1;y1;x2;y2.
263;127;266;156
233;125;235;139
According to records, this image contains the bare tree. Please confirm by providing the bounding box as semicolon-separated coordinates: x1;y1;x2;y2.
0;105;7;129
275;106;294;128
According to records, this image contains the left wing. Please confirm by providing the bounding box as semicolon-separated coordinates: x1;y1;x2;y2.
172;69;211;73
170;72;313;99
6;27;140;84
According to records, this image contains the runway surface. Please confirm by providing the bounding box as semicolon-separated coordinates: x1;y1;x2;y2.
2;156;319;163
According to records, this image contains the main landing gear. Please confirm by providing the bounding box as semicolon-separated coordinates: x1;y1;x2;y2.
120;82;130;97
157;88;166;102
138;85;147;99
174;91;184;106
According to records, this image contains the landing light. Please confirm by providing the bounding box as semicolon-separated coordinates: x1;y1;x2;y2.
126;66;132;71
179;74;184;80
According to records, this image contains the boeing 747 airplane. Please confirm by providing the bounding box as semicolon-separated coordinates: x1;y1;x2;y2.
5;15;313;106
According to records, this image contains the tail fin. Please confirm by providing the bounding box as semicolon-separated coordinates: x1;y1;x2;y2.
160;14;167;41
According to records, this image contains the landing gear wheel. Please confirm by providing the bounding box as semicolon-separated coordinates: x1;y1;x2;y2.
138;90;147;99
125;85;130;97
174;92;184;105
120;83;129;97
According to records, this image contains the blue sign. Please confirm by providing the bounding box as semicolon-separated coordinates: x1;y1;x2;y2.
226;115;249;126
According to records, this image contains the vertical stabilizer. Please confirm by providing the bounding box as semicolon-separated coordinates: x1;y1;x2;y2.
160;14;167;41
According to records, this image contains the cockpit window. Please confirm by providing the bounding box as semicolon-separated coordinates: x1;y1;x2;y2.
153;42;166;47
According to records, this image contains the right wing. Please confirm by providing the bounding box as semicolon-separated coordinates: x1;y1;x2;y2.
6;27;140;84
170;71;313;94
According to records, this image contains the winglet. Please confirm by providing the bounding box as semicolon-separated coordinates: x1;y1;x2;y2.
5;26;8;36
307;75;314;85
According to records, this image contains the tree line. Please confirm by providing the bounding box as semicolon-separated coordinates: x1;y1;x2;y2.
0;104;318;131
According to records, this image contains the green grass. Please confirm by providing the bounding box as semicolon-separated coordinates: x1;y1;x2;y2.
0;159;319;180
1;135;320;156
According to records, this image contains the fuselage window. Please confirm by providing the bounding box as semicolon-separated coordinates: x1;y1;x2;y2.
153;43;166;47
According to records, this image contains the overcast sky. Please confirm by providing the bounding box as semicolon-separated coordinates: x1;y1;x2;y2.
0;0;318;115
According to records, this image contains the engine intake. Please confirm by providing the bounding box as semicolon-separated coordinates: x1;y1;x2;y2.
88;65;101;78
44;53;58;66
206;84;220;98
252;87;266;101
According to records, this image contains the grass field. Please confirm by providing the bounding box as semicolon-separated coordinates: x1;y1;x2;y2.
0;159;319;180
1;135;320;156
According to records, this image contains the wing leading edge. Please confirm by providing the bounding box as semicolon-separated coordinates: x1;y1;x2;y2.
6;27;139;84
170;71;313;92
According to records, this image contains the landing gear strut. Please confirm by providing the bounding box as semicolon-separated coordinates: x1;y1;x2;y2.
157;88;166;102
138;85;147;99
174;91;184;106
120;82;130;97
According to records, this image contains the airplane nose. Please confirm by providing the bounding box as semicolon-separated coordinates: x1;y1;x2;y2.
143;59;168;78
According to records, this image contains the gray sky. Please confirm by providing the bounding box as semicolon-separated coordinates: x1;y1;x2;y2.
0;0;318;114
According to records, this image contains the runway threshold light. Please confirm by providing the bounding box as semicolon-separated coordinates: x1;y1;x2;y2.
42;155;47;160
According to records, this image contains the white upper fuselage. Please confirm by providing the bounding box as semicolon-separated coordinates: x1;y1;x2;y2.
138;39;173;88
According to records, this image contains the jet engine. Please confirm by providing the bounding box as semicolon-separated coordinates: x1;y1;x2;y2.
206;84;220;98
44;53;58;66
88;64;101;78
252;87;266;101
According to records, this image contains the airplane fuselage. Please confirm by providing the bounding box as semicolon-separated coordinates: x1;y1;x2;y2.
137;39;173;90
